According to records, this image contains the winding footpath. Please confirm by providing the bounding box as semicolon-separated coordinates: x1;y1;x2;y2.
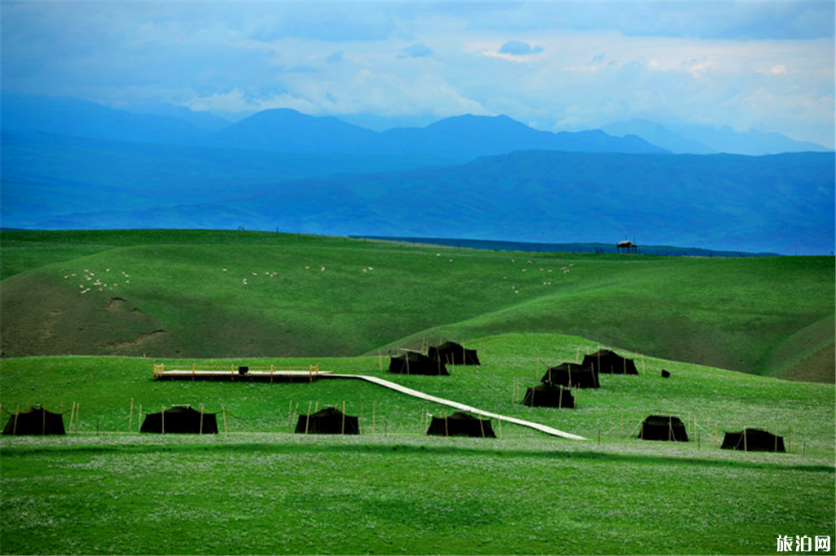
327;374;587;441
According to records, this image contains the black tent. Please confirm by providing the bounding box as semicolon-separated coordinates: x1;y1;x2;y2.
389;351;449;375
638;415;688;442
140;406;218;434
541;362;600;388
428;341;480;366
426;412;496;438
522;384;575;408
2;406;65;436
721;428;785;452
295;406;360;435
583;349;638;375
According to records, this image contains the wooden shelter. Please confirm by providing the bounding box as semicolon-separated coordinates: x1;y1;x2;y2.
617;240;638;254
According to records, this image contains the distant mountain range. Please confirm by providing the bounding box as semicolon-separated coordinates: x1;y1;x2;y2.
2;93;665;159
4;93;831;157
3;129;833;254
2;93;833;255
602;118;831;155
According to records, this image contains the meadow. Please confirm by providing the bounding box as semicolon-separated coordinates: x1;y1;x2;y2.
1;230;833;382
1;333;834;555
1;230;834;554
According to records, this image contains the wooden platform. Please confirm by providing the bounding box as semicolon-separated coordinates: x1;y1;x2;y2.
153;364;327;383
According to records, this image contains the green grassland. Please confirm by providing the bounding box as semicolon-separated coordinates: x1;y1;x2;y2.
1;333;834;555
2;230;834;554
1;230;834;383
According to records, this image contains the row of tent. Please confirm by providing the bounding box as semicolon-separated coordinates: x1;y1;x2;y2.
520;349;639;408
542;349;639;390
388;341;480;376
296;407;496;438
637;415;787;451
1;405;786;451
0;405;495;438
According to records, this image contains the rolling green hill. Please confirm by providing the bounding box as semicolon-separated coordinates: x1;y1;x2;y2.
0;333;833;555
1;230;833;383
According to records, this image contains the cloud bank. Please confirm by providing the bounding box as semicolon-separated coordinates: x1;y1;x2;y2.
1;2;833;146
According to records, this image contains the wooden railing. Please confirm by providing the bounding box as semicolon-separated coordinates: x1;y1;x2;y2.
153;364;321;381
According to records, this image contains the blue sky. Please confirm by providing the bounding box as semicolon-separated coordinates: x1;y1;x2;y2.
2;1;834;146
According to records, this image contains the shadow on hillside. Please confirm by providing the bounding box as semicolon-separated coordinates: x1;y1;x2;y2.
3;439;833;474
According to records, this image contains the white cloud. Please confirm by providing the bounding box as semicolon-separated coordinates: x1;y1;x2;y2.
757;65;788;76
2;3;833;146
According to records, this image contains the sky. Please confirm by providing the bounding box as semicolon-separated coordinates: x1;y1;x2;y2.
1;1;834;147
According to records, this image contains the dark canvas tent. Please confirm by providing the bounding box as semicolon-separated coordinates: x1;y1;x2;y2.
426;412;496;438
541;362;600;388
582;349;638;375
2;406;65;436
522;384;575;408
638;415;688;442
295;406;359;435
428;341;480;366
721;428;785;452
140;406;218;434
389;351;449;375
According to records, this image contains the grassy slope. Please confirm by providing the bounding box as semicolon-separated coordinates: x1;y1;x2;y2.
0;334;834;555
1;230;833;382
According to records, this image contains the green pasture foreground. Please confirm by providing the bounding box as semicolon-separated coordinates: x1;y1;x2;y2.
1;332;834;555
2;434;834;556
1;230;833;383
